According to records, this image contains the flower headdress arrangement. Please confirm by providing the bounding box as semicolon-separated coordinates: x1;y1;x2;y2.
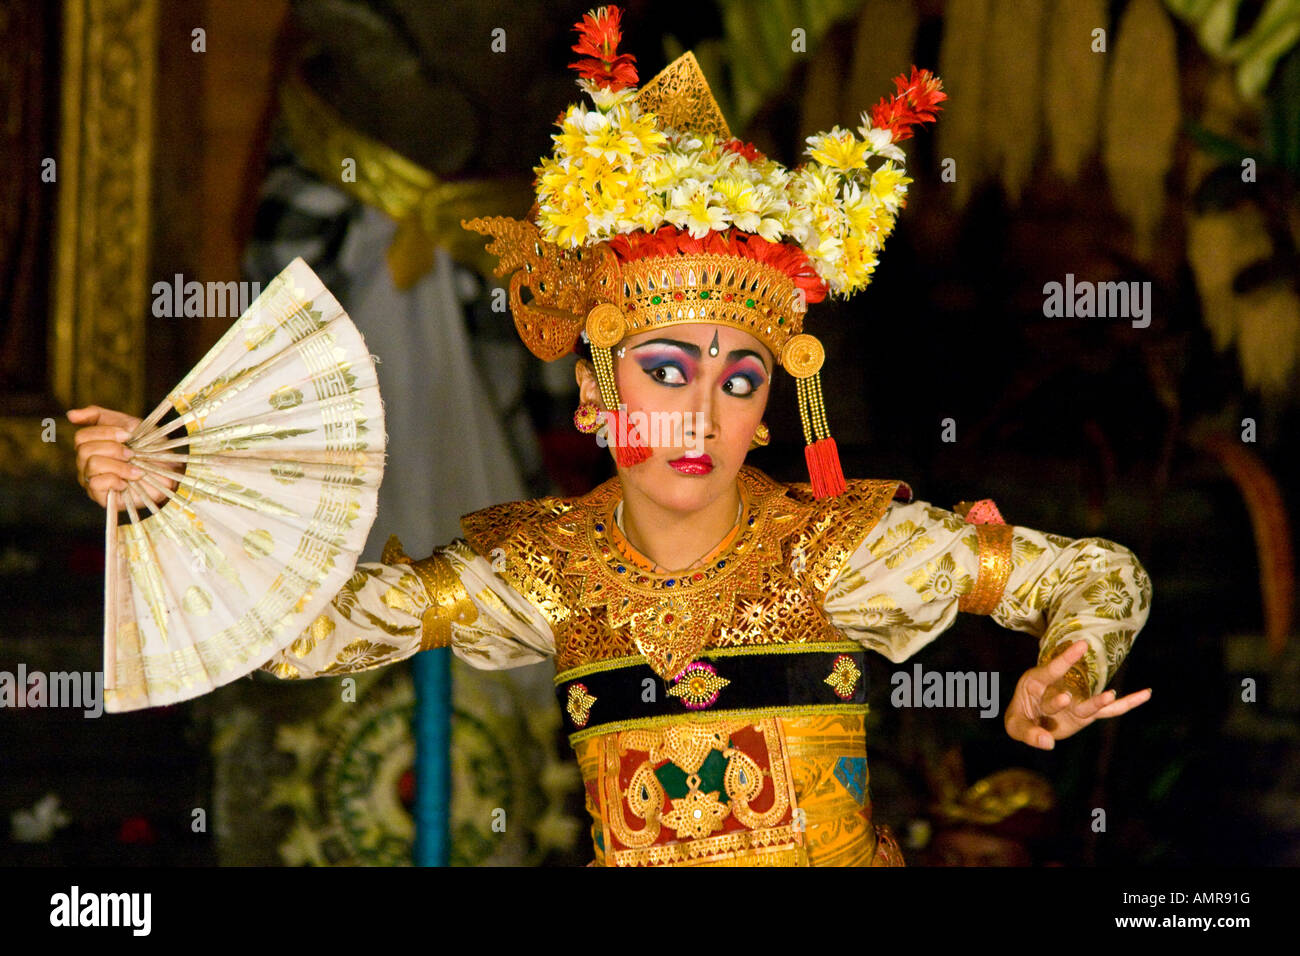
465;5;944;497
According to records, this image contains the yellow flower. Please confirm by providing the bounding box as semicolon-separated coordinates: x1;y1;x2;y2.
555;104;606;155
621;195;665;232
869;161;911;213
791;165;839;207
840;181;879;235
840;235;880;290
713;176;761;231
584;123;635;163
806;127;870;172
622;110;668;155
666;181;728;237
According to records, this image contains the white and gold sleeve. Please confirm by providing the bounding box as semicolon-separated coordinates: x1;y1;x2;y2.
821;499;1152;696
259;536;554;679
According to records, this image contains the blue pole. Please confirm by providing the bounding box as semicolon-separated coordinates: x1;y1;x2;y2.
412;647;450;866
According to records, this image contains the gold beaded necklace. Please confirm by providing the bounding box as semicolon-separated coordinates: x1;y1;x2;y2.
611;491;745;575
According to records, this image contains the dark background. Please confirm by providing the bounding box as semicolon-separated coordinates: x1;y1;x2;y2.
1;0;1297;867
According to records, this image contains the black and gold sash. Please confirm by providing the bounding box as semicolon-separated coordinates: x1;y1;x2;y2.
556;643;868;742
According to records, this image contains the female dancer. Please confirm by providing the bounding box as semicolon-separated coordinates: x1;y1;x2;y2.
71;6;1151;866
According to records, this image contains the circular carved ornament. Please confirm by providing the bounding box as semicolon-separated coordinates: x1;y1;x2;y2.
780;333;825;378
585;303;627;348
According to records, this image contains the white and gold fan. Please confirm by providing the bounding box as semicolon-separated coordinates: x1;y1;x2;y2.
103;258;386;712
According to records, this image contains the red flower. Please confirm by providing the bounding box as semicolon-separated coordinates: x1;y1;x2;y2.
722;139;766;163
608;226;828;303
869;66;946;142
569;6;638;91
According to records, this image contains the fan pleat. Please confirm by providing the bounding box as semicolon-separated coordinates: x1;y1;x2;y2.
104;258;387;712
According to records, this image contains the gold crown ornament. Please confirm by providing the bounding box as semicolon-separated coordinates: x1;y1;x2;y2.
464;5;945;496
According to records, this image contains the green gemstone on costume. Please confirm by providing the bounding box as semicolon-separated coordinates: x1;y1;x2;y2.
651;295;662;304
699;291;710;299
654;748;731;802
745;298;755;307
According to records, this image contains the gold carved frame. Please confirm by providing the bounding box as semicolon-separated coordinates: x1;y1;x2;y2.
0;0;156;476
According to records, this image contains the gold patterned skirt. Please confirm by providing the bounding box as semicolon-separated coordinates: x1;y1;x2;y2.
571;712;903;867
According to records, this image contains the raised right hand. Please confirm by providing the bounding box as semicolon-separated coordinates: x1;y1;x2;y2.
68;405;174;510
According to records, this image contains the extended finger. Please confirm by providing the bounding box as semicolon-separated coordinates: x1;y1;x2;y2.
1067;689;1119;719
1093;688;1151;719
1042;640;1088;682
73;424;133;450
67;406;140;431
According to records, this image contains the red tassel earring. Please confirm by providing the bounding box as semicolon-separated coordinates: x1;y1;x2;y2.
786;334;845;499
601;406;651;467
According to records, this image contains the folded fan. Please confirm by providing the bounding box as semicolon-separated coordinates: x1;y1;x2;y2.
103;258;386;712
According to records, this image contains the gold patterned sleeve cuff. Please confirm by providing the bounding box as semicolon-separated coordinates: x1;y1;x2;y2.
383;535;479;651
958;523;1014;615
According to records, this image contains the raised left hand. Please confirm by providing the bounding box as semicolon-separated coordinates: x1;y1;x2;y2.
1005;639;1151;750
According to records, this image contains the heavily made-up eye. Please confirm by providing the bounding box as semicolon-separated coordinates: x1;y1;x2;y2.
722;372;762;396
645;362;686;385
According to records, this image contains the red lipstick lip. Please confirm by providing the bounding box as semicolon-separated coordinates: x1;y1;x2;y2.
669;453;713;474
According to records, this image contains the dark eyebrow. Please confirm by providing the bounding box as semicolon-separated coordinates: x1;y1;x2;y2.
726;349;771;374
631;338;699;357
631;338;770;374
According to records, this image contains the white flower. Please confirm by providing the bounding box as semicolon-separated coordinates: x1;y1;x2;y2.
579;79;638;112
857;113;907;163
621;196;667;232
753;184;790;215
586;207;621;235
664;128;703;152
755;216;786;242
808;232;845;265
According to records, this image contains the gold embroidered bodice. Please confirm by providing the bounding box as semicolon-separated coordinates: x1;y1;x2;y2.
457;466;904;678
258;464;1152;866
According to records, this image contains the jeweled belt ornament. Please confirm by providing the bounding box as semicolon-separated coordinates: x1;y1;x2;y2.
555;644;868;742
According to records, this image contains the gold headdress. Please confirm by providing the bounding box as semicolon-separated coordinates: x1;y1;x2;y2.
464;5;944;496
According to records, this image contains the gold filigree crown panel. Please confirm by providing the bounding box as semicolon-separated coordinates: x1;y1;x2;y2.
633;51;731;139
619;255;805;361
461;216;621;360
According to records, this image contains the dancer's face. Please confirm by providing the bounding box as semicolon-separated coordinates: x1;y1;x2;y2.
577;322;774;515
